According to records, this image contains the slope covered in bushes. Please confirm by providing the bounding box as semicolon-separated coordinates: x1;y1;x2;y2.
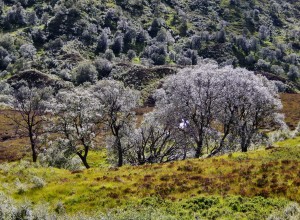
0;0;300;90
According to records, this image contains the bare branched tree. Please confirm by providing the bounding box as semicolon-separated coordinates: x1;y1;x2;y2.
4;82;53;162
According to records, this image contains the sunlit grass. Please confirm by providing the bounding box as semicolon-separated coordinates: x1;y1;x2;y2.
0;136;300;215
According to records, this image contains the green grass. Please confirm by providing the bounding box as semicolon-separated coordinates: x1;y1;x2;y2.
1;136;300;218
87;150;109;168
132;57;141;64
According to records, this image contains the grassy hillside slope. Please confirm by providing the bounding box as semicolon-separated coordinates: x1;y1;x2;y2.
1;137;300;219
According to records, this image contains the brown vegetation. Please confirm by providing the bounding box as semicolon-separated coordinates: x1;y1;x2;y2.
280;93;300;129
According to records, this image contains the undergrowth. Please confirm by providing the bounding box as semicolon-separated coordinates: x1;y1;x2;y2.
0;137;300;219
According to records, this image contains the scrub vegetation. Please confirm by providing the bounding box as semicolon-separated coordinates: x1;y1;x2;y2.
1;0;300;219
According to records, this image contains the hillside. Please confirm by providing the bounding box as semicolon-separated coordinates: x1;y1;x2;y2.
1;137;300;219
0;0;300;93
2;0;300;219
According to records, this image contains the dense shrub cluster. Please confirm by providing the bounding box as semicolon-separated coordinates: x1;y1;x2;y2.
0;0;299;85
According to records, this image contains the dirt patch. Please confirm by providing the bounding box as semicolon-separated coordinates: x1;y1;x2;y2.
0;110;29;162
281;93;300;129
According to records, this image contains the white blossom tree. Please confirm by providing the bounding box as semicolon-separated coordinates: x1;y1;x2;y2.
92;80;140;167
229;72;283;152
51;86;103;169
210;66;283;155
155;62;284;157
155;63;223;158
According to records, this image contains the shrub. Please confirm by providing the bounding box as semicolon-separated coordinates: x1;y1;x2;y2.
19;44;37;60
284;203;300;219
105;49;115;61
96;33;108;53
0;46;10;70
259;25;270;41
147;44;167;65
15;178;28;194
177;55;192;66
55;201;66;214
268;203;300;220
94;58;112;79
112;35;124;55
39;140;82;171
255;59;270;72
149;18;162;38
0;34;15;52
31;28;47;47
104;9;119;30
0;193;57;219
73;62;98;85
31;176;46;189
136;30;148;47
287;65;299;82
183;197;220;212
127;50;136;61
124;28;136;52
216;29;226;43
3;3;27;29
268;128;291;144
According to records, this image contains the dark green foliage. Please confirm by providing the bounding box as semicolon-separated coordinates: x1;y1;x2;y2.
288;66;299;82
0;0;299;84
94;58;112;79
104;9;119;31
112;35;124;55
189;0;209;13
105;49;115;61
149;18;161;38
123;28;136;52
216;29;226;43
177;55;192;66
31;28;46;47
184;49;198;65
191;35;201;50
3;3;27;29
47;7;81;38
0;46;10;70
127;50;136;61
147;44;167;65
156;29;168;43
179;19;188;37
183;197;220;211
96;33;108;54
73;62;98;85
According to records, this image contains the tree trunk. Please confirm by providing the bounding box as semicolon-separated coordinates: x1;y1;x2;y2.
31;144;37;162
195;139;203;158
209;130;230;157
29;127;37;162
77;152;90;169
82;156;90;169
241;137;248;152
117;138;123;167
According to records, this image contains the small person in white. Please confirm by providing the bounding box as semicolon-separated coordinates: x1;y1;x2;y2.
179;119;189;129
